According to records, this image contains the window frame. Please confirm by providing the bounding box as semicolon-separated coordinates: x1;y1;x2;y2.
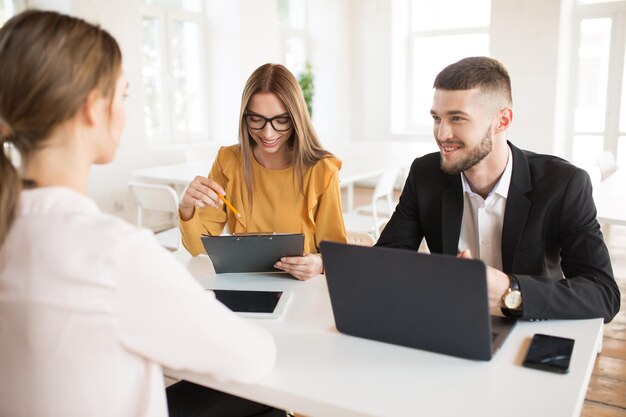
394;0;491;135
566;1;626;166
407;27;490;133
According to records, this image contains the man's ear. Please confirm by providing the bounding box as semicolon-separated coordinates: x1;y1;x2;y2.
495;107;513;133
81;89;104;127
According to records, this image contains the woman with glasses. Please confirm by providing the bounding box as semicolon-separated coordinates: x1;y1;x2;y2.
179;63;346;280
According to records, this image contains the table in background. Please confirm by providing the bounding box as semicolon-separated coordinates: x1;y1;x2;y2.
594;168;626;226
132;141;437;211
167;250;604;417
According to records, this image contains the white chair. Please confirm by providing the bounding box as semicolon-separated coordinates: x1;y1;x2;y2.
579;163;601;187
342;167;400;239
597;151;617;182
595;151;618;244
346;230;376;246
128;181;181;251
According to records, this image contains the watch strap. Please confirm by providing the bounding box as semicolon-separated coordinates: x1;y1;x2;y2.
501;274;522;318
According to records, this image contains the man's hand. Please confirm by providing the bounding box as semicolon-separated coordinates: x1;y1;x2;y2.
457;249;511;310
274;253;323;281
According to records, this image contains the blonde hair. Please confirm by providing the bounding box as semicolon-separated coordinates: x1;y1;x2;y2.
238;63;330;206
0;10;122;248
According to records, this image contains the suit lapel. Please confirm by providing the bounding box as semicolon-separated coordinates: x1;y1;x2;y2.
501;142;532;272
441;174;463;255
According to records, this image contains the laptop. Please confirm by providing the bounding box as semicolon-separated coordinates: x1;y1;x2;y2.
320;241;516;361
201;233;304;274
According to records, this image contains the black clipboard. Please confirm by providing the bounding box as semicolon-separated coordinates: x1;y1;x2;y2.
200;233;305;273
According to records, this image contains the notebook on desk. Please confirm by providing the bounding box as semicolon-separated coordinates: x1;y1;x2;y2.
201;233;304;274
320;241;516;361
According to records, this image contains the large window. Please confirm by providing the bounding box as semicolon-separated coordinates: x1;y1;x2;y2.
392;0;491;135
569;0;626;168
279;0;308;76
140;0;208;146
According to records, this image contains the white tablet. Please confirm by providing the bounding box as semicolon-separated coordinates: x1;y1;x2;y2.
210;289;290;319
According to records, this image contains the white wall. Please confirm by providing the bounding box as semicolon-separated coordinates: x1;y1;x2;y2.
553;0;575;159
490;0;565;155
240;0;282;74
203;0;283;147
69;0;146;218
204;1;243;145
349;0;393;143
16;0;576;221
308;0;353;147
25;0;147;218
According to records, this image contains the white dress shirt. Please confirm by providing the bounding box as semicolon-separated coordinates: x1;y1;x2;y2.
0;187;276;417
458;146;513;271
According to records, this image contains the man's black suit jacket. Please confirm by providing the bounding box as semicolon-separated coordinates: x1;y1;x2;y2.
377;141;620;322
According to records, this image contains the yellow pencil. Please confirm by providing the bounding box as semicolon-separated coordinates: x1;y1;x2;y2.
217;194;241;218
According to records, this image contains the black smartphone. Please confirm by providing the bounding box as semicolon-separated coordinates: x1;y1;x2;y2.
522;333;575;374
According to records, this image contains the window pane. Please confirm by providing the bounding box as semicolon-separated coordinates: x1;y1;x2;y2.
411;0;490;32
171;20;205;135
0;0;14;27
285;36;306;75
572;135;604;165
279;0;306;30
411;34;490;129
141;17;164;140
144;0;201;12
574;18;611;133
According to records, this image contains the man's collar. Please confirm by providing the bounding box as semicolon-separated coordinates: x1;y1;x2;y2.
461;144;513;199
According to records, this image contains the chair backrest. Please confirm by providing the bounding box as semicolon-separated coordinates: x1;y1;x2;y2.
128;182;179;227
597;151;617;181
371;167;401;228
372;167;401;200
346;231;376;247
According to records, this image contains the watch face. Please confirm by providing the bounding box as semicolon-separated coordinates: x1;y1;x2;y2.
504;290;522;309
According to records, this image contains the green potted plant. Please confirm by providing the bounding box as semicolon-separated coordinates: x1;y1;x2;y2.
298;61;314;117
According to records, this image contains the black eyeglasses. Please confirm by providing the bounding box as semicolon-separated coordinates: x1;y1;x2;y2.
244;112;292;132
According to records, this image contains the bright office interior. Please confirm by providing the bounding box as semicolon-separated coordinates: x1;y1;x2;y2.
0;0;624;225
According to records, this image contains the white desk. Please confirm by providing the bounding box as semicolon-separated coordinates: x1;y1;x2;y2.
167;251;603;417
133;159;213;187
594;168;626;226
131;141;437;211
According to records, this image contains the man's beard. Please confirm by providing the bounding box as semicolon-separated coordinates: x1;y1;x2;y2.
440;127;493;175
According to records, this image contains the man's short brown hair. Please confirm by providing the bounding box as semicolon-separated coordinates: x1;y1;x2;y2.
433;56;512;106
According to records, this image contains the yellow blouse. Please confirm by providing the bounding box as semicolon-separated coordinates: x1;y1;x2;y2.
180;145;347;256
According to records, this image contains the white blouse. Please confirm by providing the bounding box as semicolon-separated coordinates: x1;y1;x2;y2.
0;187;276;417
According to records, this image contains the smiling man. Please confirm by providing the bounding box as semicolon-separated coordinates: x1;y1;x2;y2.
377;56;620;322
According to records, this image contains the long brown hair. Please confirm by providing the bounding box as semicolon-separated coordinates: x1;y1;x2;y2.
0;10;122;248
238;63;330;205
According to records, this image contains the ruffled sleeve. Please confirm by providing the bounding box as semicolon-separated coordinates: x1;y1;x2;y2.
305;156;347;251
